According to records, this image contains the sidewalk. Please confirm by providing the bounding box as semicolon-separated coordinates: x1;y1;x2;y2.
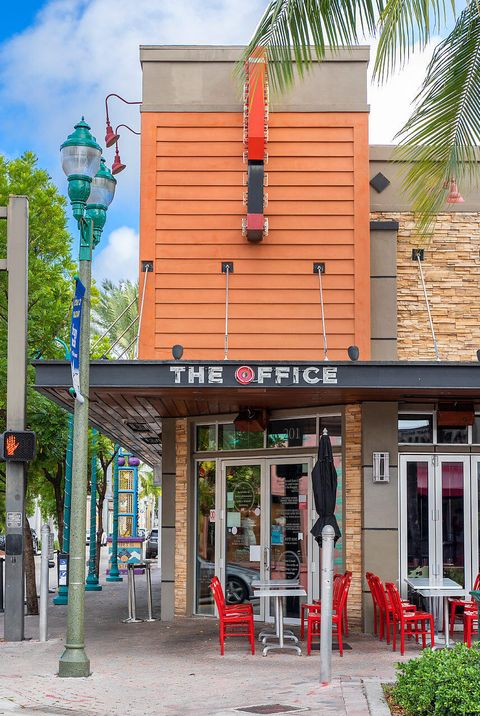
0;566;407;716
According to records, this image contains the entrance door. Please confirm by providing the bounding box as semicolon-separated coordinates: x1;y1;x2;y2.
219;460;265;619
400;455;471;595
219;458;313;622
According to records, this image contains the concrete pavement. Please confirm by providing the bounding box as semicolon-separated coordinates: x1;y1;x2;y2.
0;563;413;715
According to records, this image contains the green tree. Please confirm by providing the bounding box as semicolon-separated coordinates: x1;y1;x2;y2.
0;152;75;613
94;436;118;576
91;279;138;359
244;0;479;235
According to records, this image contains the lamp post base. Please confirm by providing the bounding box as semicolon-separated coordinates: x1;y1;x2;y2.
85;583;102;591
53;586;69;605
106;574;123;582
58;646;91;678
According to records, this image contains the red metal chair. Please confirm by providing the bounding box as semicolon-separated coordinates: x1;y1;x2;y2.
371;575;416;644
463;605;479;647
306;574;349;656
449;574;480;636
385;582;434;655
300;573;343;640
366;572;379;636
209;578;255;656
210;576;253;615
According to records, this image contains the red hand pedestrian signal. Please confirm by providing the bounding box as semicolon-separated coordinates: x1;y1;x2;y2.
0;431;36;462
5;434;19;456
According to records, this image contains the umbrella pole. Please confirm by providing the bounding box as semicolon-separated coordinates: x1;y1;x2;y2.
320;525;335;685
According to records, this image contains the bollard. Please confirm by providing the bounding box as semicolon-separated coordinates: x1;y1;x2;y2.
320;525;335;685
0;556;4;613
144;561;156;622
39;524;50;642
122;564;143;623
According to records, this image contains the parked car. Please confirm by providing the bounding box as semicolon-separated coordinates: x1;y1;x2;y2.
197;556;259;605
0;534;5;552
145;528;158;559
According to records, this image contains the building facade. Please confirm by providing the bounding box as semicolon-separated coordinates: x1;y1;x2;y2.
35;45;480;631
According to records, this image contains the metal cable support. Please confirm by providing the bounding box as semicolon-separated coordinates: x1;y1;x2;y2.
106;315;138;356
224;265;230;360
91;295;138;351
417;255;440;361
134;265;150;360
317;267;328;361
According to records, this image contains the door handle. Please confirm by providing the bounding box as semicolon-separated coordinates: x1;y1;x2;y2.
264;546;270;572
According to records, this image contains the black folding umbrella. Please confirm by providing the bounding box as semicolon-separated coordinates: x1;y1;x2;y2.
310;430;341;547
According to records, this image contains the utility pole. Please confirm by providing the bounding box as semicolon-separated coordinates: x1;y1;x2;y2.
1;196;29;642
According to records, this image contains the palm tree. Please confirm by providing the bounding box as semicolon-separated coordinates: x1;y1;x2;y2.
243;1;480;235
91;279;138;359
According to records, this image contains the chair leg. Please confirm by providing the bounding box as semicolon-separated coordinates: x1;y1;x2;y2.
337;621;343;657
250;619;255;655
307;619;312;656
373;603;378;636
379;610;384;641
449;601;456;636
220;622;225;656
344;605;349;636
421;621;426;649
400;623;405;656
392;618;396;652
385;612;391;645
430;616;435;648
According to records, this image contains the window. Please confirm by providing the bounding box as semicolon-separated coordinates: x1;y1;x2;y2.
218;424;264;451
196;424;216;452
267;417;317;448
319;415;342;446
398;415;433;444
437;426;468;444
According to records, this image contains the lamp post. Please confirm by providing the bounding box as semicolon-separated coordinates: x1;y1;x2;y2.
106;444;122;582
52;337;73;607
85;429;102;591
58;119;116;678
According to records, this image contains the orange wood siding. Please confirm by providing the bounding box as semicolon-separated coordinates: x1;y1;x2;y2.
139;111;370;361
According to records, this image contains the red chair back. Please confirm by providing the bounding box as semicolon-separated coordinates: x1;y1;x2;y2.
474;573;480;591
371;576;388;612
335;575;349;615
210;577;225;615
385;582;403;618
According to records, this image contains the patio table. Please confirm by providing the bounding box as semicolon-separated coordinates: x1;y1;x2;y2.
253;585;307;656
405;577;464;648
252;579;300;645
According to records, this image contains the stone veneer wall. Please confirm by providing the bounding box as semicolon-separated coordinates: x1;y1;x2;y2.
174;418;188;616
371;211;480;360
345;404;362;630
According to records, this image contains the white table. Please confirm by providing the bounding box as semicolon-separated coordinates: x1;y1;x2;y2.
405;577;464;648
253;584;307;656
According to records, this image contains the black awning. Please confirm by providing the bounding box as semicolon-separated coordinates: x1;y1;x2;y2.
33;359;480;465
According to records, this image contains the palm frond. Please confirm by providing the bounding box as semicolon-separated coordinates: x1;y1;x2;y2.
238;0;383;95
394;3;480;238
374;0;454;83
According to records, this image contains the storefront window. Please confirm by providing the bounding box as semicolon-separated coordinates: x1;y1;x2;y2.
267;417;317;448
319;415;342;446
196;424;216;451
437;426;468;444
473;417;480;444
218;424;264;450
398;415;433;443
195;461;216;615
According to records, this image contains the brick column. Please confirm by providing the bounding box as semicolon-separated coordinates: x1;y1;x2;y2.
344;404;362;630
174;418;188;616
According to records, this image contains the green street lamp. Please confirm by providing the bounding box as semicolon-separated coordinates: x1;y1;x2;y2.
58;118;114;678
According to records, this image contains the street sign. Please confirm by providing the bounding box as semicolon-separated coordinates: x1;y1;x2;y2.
0;431;36;462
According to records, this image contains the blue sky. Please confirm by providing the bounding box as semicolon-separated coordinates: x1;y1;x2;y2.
0;0;444;284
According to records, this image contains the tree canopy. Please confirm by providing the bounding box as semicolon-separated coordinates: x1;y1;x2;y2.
243;0;478;235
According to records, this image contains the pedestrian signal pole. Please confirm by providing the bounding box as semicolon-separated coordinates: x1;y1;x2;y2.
0;196;29;642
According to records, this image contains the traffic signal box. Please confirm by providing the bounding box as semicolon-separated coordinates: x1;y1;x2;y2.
0;431;36;462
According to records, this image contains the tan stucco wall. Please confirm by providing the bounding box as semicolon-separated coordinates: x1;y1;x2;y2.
371;211;480;361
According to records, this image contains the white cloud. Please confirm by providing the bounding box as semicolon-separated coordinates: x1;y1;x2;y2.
93;225;139;284
368;39;440;144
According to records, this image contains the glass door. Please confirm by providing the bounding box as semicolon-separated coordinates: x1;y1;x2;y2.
437;456;470;589
399;455;471;596
267;459;312;623
219;461;265;619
